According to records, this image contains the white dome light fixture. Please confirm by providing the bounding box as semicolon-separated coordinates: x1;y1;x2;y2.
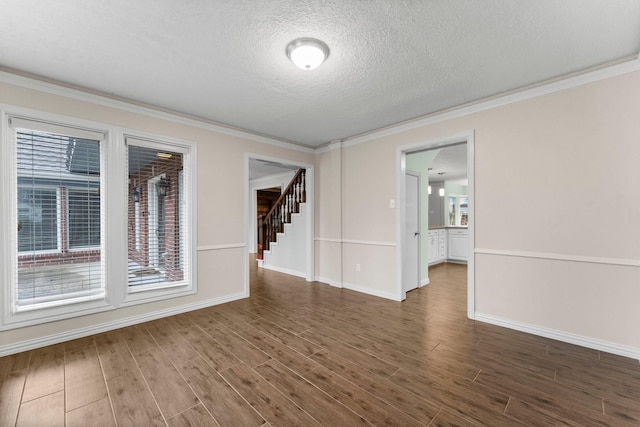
286;38;330;70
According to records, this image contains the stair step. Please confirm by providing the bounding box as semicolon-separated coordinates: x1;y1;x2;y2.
262;203;306;249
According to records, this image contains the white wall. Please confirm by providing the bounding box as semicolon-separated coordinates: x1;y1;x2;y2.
262;203;308;278
314;144;343;287
444;181;467;198
315;64;640;359
340;140;398;299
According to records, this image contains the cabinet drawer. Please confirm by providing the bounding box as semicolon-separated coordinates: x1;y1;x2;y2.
449;229;468;236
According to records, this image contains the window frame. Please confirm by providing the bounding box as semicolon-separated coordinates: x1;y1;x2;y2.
121;133;197;306
2;112;111;328
0;108;198;330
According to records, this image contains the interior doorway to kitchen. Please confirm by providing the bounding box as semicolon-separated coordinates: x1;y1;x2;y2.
397;131;475;319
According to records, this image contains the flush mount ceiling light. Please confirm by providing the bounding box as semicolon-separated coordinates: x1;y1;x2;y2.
286;38;330;70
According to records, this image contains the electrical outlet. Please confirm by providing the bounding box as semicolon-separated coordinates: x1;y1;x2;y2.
356;263;361;272
389;199;395;208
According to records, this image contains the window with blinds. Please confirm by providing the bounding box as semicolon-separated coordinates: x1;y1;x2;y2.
14;121;104;310
127;140;188;290
3;114;196;327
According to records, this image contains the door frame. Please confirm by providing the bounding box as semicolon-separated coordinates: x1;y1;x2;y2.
403;170;421;293
396;130;475;319
244;154;315;296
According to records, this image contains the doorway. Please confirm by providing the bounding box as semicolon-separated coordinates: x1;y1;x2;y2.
397;131;475;319
245;155;315;295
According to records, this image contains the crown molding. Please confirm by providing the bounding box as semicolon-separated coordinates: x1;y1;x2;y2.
3;58;639;156
0;71;315;154
316;140;343;153
341;58;640;149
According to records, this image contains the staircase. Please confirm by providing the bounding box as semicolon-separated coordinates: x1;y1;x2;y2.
257;169;307;276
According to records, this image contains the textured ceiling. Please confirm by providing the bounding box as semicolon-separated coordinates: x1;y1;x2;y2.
430;144;468;185
1;1;639;148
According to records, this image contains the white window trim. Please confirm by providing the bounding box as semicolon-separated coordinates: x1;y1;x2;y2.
147;174;163;271
134;201;141;252
178;170;184;272
2;110;112;329
121;131;197;307
0;107;198;330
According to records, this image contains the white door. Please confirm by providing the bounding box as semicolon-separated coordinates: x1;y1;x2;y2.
403;171;420;293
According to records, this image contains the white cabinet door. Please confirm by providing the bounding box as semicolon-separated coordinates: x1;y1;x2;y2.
438;229;447;260
428;233;439;264
448;229;468;261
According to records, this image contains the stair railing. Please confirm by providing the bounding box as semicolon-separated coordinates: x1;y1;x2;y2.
258;169;306;258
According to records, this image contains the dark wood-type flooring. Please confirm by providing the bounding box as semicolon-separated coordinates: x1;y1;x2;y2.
1;261;639;426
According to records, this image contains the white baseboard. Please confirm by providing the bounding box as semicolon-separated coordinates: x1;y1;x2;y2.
0;292;248;357
260;264;306;279
315;276;342;288
343;282;401;301
475;313;640;361
420;278;430;287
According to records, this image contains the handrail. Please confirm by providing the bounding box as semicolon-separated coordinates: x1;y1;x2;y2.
259;169;306;256
264;168;305;220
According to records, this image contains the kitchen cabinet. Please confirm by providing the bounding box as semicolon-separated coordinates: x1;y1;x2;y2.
438;229;447;261
428;229;448;265
429;228;469;265
448;228;469;261
427;230;439;264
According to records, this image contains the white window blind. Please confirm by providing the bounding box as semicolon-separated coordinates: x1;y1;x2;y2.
17;187;59;253
126;139;188;290
14;122;104;310
68;189;100;249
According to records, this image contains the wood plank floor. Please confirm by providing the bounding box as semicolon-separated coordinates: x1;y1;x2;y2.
1;261;639;426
